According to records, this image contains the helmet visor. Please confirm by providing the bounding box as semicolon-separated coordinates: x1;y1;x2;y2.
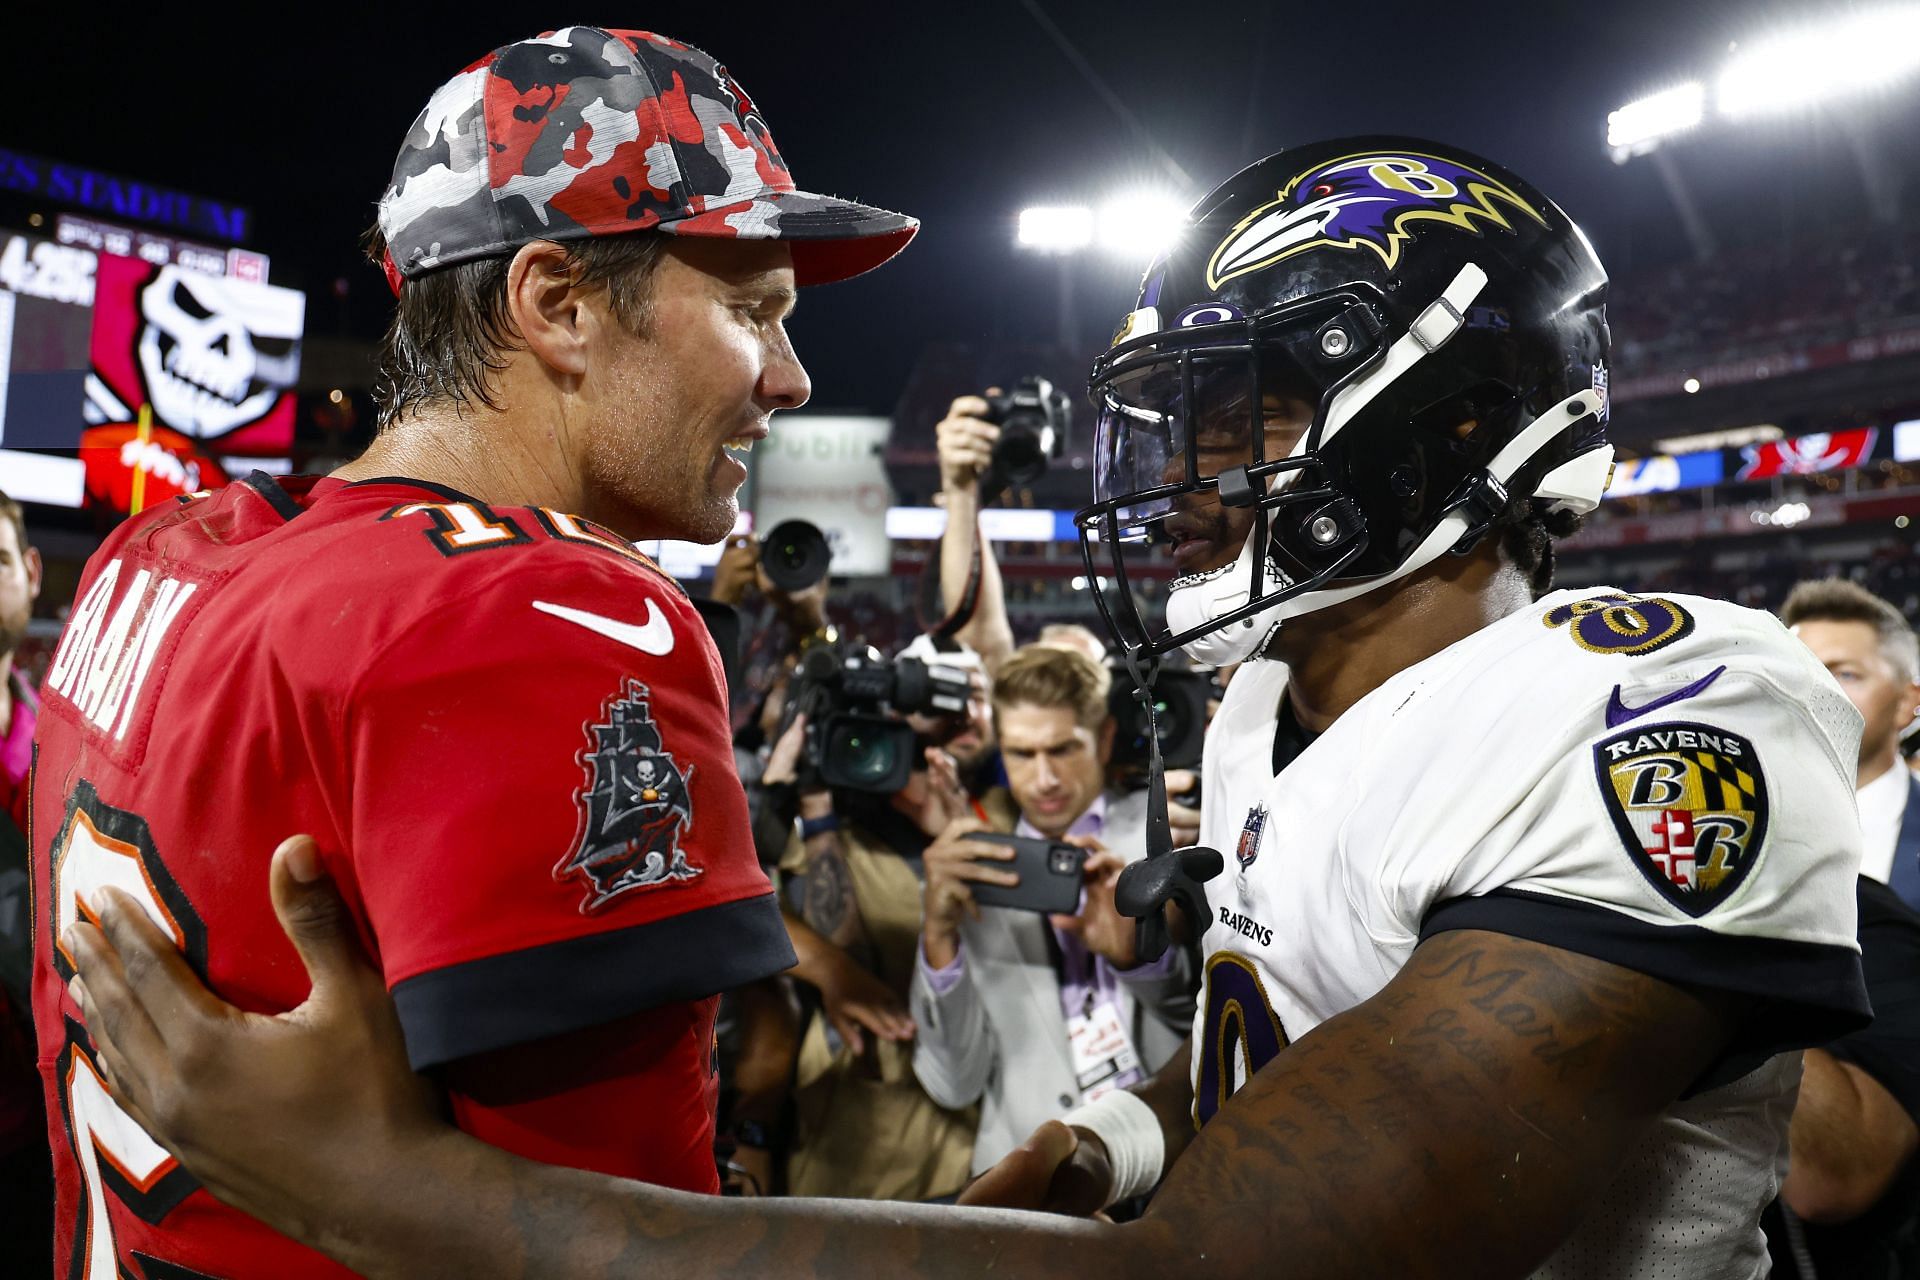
1093;354;1259;540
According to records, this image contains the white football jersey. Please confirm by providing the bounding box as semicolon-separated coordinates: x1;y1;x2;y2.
1192;588;1869;1279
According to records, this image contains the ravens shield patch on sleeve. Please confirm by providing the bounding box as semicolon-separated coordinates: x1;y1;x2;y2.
1593;721;1769;917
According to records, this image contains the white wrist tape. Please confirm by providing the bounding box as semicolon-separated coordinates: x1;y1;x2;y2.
1060;1088;1165;1206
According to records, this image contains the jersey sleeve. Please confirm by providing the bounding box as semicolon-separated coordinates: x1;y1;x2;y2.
336;551;795;1070
1393;660;1870;1075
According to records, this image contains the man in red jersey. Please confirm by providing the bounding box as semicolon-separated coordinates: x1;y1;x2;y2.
28;25;915;1278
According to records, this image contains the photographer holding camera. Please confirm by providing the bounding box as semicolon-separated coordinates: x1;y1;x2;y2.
910;645;1195;1178
937;393;1206;846
712;530;980;1198
931;387;1067;676
763;642;983;1202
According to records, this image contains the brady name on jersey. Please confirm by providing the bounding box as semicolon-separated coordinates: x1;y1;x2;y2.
30;473;796;1277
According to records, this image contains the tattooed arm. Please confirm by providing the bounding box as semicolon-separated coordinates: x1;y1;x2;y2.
794;790;863;950
69;851;1737;1280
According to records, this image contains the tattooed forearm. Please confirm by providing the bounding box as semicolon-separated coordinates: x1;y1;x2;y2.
326;930;1734;1280
340;1130;1152;1280
799;835;858;946
1140;929;1736;1279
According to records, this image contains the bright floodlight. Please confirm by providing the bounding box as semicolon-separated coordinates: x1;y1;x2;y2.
1719;5;1920;117
1096;193;1186;259
1017;205;1094;252
1607;83;1705;151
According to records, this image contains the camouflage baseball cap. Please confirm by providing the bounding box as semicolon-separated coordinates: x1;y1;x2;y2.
376;26;918;292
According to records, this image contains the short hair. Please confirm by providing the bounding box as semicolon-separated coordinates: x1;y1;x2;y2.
363;226;667;432
1035;622;1108;663
990;644;1111;731
1782;578;1920;684
1495;495;1586;600
0;489;26;558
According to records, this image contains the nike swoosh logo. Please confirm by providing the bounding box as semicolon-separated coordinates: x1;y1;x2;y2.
1605;665;1725;729
532;599;675;657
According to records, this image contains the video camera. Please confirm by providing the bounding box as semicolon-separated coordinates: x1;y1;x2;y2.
978;376;1070;503
789;644;972;793
1107;663;1215;773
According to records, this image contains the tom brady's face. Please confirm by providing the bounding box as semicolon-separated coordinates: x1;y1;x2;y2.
578;239;810;543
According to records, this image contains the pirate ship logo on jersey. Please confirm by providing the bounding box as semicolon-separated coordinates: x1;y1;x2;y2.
1236;804;1270;874
1594;720;1769;918
556;679;702;913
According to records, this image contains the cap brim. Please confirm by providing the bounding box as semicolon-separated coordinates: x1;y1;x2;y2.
658;189;918;285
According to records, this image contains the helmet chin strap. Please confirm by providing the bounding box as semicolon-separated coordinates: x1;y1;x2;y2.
1165;543;1291;667
1267;388;1611;626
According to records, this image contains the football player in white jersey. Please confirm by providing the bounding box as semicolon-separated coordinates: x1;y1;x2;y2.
63;138;1869;1279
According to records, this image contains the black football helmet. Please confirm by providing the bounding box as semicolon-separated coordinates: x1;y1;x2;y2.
1076;137;1613;667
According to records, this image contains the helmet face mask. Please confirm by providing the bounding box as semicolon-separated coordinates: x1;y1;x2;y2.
1076;138;1614;669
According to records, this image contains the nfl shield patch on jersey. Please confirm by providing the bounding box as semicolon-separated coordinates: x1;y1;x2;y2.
1237;805;1269;873
1594;721;1769;917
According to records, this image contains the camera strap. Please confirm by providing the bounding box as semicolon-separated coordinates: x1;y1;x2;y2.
918;512;986;641
1111;654;1223;963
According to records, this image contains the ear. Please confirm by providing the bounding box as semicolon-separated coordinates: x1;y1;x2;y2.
503;241;592;379
24;547;41;602
1901;678;1920;729
1097;715;1116;765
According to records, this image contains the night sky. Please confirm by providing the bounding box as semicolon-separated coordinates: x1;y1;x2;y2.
17;0;1910;413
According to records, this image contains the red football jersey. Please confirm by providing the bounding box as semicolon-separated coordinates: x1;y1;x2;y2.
30;474;794;1278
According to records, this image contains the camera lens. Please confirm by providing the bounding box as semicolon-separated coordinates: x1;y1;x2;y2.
992;428;1049;487
1050;848;1080;875
837;727;898;786
760;519;831;592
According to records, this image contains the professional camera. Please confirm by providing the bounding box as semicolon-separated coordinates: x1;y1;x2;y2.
759;519;832;592
978;376;1070;502
789;645;971;793
1107;663;1214;773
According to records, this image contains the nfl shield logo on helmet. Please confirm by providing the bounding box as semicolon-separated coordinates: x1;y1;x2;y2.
1236;805;1270;873
1594;721;1770;918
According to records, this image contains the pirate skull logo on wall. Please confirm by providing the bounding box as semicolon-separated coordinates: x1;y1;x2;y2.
556;679;702;912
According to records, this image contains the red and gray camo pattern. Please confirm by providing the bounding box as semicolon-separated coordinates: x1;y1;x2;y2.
377;26;918;292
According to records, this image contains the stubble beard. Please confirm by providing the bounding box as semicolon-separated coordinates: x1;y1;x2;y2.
582;420;738;545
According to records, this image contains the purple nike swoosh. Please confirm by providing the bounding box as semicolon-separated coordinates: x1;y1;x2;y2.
1605;665;1727;728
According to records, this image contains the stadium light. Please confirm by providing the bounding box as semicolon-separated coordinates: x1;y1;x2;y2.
1017;205;1094;252
1750;501;1811;528
1096;193;1186;259
1606;83;1705;155
1718;6;1920;118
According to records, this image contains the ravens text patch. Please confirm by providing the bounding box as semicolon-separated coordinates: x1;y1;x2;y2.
1593;721;1768;917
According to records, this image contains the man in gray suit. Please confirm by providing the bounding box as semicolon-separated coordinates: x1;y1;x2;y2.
910;645;1195;1176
